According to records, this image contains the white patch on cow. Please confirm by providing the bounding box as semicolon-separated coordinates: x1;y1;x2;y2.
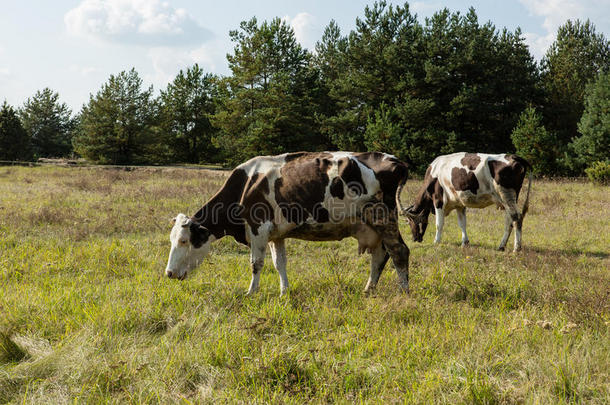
165;213;215;279
238;154;285;176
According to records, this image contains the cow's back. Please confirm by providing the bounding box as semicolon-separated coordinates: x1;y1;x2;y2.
236;151;406;231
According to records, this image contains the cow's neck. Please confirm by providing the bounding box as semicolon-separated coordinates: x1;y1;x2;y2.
412;193;433;217
191;194;248;245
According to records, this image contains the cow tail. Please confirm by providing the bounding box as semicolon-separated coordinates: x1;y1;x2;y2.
395;170;409;215
521;163;533;218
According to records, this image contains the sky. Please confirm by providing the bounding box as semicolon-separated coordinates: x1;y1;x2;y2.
1;0;608;112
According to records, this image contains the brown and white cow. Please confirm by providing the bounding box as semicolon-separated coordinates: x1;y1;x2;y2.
166;151;410;295
399;152;532;252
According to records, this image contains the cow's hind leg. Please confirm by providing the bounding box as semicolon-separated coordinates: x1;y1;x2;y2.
247;238;267;295
384;234;410;293
456;207;469;246
364;243;389;293
497;187;523;252
498;211;513;251
269;239;289;296
363;204;410;293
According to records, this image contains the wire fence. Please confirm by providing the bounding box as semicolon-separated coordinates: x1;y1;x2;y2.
0;159;229;171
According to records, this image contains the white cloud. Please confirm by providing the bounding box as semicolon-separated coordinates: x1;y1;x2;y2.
519;0;609;59
0;67;10;76
64;0;212;46
282;12;320;50
145;41;224;89
69;65;102;76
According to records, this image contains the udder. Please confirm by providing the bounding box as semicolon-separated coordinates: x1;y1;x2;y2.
353;224;381;254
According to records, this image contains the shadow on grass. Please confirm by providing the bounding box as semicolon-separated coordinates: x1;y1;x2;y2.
528;246;608;259
426;241;608;259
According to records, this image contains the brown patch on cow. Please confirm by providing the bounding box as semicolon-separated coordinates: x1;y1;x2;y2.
329;177;345;199
285;151;333;166
337;157;367;196
241;173;274;235
451;167;479;194
460;153;481;170
191;168;249;245
283;222;352;241
354;152;408;208
488;157;527;191
275;154;332;224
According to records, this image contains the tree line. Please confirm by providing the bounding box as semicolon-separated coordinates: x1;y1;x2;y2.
1;2;608;176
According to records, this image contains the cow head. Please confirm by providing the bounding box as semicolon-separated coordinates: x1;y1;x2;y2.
404;205;429;242
165;213;215;280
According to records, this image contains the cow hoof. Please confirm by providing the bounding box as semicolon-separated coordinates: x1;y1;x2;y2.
461;241;470;248
498;246;505;251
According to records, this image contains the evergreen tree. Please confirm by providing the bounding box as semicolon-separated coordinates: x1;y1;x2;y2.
160;65;220;163
20;88;74;158
73;69;162;164
571;71;610;170
0;102;32;161
511;106;557;175
321;3;538;172
319;1;424;152
213;17;323;165
420;8;538;154
540;19;609;171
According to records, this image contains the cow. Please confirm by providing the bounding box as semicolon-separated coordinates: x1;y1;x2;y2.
165;151;410;295
399;152;532;252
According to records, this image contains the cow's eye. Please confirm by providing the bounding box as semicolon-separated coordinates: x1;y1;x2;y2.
179;239;188;245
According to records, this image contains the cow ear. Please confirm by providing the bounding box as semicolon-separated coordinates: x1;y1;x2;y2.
198;225;211;237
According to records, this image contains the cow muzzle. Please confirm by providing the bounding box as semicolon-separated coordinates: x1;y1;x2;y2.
165;269;187;280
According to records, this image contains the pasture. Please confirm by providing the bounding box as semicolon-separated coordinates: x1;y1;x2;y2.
0;165;608;403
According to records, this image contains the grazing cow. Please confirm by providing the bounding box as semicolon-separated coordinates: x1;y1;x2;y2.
165;152;410;295
399;152;532;252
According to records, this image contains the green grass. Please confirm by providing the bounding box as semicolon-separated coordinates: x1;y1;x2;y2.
0;166;608;403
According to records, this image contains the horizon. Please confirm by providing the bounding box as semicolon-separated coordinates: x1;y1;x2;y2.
1;0;609;112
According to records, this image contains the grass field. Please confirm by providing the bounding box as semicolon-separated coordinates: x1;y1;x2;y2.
0;165;608;404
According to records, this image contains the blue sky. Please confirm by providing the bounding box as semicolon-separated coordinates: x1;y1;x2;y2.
1;0;608;112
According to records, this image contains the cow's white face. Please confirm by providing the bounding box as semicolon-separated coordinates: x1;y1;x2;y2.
165;213;214;280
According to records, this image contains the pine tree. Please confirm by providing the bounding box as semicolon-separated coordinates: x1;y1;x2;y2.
571;71;610;170
541;19;610;172
0;102;32;161
160;65;219;163
73;69;161;164
20;88;74;158
213;17;321;165
511;106;557;175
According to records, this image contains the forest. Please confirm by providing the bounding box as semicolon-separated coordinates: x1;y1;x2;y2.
1;2;608;178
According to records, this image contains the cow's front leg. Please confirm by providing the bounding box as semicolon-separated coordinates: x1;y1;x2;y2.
364;243;389;294
456;208;469;246
247;239;267;295
434;206;445;244
269;239;289;296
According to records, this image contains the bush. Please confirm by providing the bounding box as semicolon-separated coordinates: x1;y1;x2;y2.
585;161;610;185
